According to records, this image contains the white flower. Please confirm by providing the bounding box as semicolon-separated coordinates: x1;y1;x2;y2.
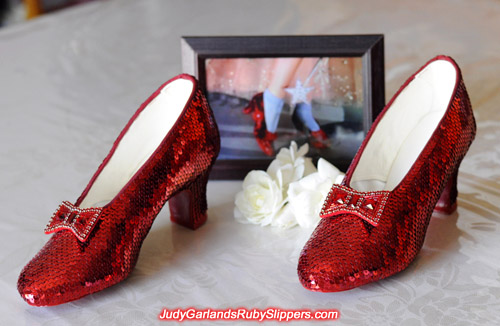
266;141;316;193
287;158;345;228
234;171;284;226
234;140;344;229
271;204;297;229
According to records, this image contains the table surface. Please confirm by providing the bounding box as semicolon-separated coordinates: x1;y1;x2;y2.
1;0;500;325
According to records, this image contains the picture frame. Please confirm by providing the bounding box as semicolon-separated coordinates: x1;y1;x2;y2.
181;35;385;179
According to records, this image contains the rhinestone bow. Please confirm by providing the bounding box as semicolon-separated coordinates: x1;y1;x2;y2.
320;184;390;226
45;201;102;242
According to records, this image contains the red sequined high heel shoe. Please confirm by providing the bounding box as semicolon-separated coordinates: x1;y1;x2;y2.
291;108;329;149
18;74;220;306
298;55;476;292
243;92;276;156
310;129;329;149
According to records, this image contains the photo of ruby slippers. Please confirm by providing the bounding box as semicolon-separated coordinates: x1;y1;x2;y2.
243;92;329;156
297;55;476;292
17;74;220;306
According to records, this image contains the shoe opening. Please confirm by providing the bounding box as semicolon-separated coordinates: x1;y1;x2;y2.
350;59;457;192
79;78;194;208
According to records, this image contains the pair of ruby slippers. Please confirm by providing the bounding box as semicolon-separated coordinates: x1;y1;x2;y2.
242;93;329;156
18;56;475;306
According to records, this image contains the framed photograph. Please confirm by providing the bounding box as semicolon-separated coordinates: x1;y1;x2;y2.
181;35;385;179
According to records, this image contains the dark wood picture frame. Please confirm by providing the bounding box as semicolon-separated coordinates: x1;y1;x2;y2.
181;35;385;179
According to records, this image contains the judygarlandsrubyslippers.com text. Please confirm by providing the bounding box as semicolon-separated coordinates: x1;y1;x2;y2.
158;307;340;322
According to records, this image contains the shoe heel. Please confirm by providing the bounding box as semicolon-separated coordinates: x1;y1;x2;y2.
168;171;210;230
434;169;459;214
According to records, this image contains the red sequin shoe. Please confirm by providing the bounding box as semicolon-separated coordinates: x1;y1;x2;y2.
18;74;220;306
291;109;329;149
298;55;476;292
243;92;276;156
310;129;329;149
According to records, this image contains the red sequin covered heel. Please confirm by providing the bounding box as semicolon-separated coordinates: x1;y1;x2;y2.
17;74;220;306
298;56;476;292
169;169;210;230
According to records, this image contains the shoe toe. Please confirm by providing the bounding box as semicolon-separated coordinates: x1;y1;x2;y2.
17;233;104;306
298;214;385;292
18;277;43;306
18;259;60;306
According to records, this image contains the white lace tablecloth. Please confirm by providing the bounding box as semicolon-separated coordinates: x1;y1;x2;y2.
1;0;499;325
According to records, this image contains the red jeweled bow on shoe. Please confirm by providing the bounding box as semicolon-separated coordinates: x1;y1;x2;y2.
45;201;102;242
319;184;390;227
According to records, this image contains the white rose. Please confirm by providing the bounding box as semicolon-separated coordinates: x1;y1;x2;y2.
234;170;285;226
287;158;345;228
267;141;316;193
270;204;297;229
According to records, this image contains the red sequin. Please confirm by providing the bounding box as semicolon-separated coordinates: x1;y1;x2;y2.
297;56;476;292
18;74;220;306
